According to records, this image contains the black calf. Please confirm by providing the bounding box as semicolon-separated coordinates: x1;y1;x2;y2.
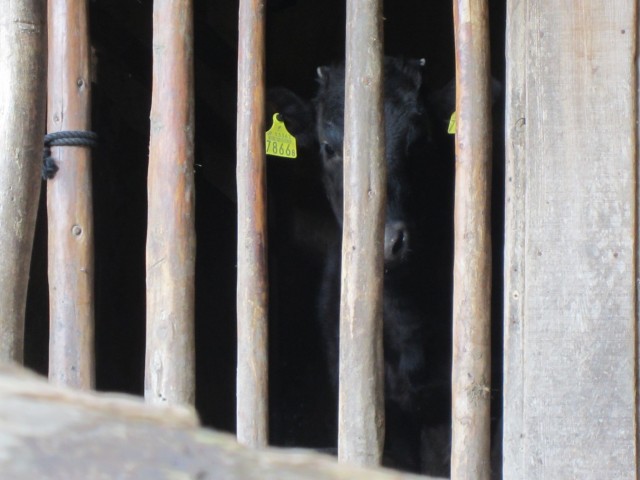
269;57;456;476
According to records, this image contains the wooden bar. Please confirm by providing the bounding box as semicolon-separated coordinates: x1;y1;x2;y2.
47;0;95;389
450;0;493;478
338;0;385;467
0;0;46;363
236;0;268;447
145;0;196;406
503;1;637;477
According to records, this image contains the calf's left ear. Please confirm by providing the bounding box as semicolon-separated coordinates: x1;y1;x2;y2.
266;87;316;148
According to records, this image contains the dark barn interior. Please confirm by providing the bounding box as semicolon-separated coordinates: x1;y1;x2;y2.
24;0;505;474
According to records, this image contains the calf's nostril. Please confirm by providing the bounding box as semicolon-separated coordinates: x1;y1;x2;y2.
391;229;406;255
384;221;410;263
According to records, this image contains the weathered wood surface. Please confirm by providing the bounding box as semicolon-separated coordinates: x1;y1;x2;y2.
450;1;493;479
338;0;385;468
47;0;95;389
145;0;196;406
637;14;639;480
0;365;441;479
503;0;526;477
0;0;46;363
236;0;269;447
504;1;637;478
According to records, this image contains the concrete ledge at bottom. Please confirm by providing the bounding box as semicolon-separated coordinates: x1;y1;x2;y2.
0;364;441;480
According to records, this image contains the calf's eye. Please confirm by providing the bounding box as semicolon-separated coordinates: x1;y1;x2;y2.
321;142;336;157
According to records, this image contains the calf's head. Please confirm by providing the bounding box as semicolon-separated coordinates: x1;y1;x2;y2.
314;57;430;269
268;57;442;270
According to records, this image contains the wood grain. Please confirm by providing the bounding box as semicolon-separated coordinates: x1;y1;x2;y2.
503;0;527;477
338;0;385;467
451;1;493;479
504;1;638;477
47;0;95;389
0;0;46;362
145;0;196;406
236;0;269;447
0;365;442;480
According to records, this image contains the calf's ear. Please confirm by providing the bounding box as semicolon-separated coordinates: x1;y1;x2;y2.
316;66;331;87
393;56;427;92
266;87;316;148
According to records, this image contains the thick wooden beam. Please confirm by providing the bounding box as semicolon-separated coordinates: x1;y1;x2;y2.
47;0;95;389
236;0;268;447
0;365;441;480
502;0;526;476
503;1;637;477
338;0;385;467
145;0;196;406
637;7;640;480
451;0;493;478
0;0;46;363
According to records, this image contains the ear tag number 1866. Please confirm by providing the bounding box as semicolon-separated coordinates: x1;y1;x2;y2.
266;113;297;159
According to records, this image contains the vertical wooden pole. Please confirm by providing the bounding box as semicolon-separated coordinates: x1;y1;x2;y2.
145;0;196;406
47;0;95;389
0;0;46;363
451;0;493;478
236;0;268;447
338;0;385;467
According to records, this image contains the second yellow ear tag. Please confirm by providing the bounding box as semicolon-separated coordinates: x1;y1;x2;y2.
265;114;297;159
448;111;457;135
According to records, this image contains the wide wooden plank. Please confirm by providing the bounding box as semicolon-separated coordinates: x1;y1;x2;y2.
637;13;640;480
504;1;637;478
0;364;445;480
503;0;527;477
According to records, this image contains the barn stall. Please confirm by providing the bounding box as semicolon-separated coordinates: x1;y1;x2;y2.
0;0;637;479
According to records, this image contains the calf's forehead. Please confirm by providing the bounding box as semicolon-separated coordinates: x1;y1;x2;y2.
315;60;422;121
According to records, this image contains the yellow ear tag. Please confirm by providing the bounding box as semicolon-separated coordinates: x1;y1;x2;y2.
448;111;457;135
265;113;297;159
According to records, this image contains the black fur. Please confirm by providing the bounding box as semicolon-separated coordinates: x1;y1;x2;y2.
269;57;456;476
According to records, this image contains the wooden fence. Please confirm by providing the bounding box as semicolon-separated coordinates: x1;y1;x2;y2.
0;0;500;476
0;0;638;479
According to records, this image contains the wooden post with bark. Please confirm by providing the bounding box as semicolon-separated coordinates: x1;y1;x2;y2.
47;0;95;389
236;0;268;447
450;0;493;478
0;1;47;363
145;0;196;406
338;0;386;467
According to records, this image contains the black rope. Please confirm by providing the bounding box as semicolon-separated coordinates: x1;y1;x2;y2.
42;130;98;180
